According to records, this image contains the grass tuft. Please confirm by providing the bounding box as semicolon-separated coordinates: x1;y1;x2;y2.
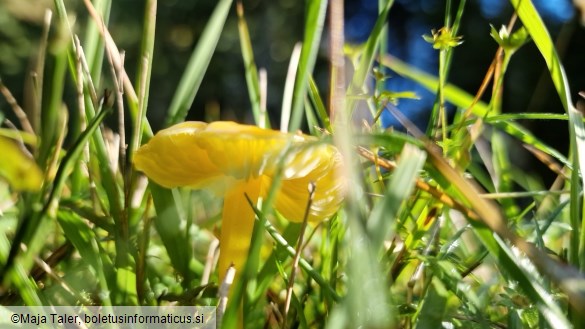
1;1;584;328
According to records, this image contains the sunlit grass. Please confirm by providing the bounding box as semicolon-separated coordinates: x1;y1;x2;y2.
0;0;584;328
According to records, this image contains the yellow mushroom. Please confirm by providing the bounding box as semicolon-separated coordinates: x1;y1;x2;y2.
133;121;344;286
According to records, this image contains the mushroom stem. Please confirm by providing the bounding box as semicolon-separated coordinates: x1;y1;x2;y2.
218;177;263;287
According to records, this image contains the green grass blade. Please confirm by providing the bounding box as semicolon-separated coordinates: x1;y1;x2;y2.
567;108;585;275
1;107;111;285
423;142;573;327
0;233;45;306
57;210;114;306
569;108;585;270
508;0;573;111
53;0;124;221
304;97;320;135
492;131;519;218
345;211;394;327
346;0;394;115
508;2;585;323
382;54;485;113
148;184;195;282
473;225;571;328
38;28;68;168
132;0;157;152
81;0;111;83
429;0;466;135
307;76;332;132
165;0;233;126
463;112;570;124
253;223;302;302
376;0;390;97
380;54;570;168
236;2;267;128
263;219;339;300
414;278;449;329
287;0;327;132
367;144;426;249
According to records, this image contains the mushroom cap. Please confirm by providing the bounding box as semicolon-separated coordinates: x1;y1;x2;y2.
274;144;345;222
134;121;345;222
